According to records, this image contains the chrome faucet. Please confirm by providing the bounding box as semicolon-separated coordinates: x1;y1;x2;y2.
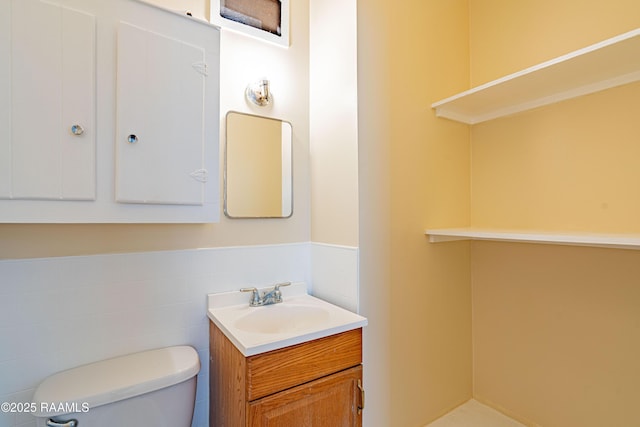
240;282;291;307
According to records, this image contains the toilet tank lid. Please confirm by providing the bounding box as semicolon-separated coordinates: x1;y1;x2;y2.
32;345;200;417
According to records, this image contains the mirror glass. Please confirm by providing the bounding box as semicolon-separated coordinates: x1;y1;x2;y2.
224;112;292;218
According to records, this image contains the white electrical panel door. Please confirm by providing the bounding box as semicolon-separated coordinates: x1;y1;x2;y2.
116;22;207;205
0;0;10;198
4;0;96;200
0;0;220;222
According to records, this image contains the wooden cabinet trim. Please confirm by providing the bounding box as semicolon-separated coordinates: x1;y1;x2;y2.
210;323;247;426
246;328;362;400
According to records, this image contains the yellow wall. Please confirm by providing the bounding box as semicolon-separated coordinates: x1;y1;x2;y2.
226;114;283;217
469;0;640;86
469;1;640;425
383;1;473;424
471;83;640;232
473;242;640;427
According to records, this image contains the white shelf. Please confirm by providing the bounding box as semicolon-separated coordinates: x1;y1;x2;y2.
425;228;640;250
431;28;640;124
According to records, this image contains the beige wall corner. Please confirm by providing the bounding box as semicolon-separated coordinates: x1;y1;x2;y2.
357;0;473;425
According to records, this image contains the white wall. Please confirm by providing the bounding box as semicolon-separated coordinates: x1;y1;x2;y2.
356;0;393;424
309;0;359;247
209;0;312;248
0;245;311;427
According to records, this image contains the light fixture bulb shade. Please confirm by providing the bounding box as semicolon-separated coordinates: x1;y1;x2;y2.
246;79;273;106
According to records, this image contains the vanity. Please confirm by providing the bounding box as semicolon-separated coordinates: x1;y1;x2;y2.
207;283;367;426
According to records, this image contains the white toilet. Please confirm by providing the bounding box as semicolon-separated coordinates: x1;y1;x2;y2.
32;346;200;427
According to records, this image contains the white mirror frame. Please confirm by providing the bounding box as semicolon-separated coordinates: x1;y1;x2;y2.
210;0;290;47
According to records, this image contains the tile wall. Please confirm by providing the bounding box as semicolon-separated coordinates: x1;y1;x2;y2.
310;243;359;312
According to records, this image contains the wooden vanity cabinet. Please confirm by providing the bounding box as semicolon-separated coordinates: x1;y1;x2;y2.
209;322;364;426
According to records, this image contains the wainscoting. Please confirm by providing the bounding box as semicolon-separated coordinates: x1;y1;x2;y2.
0;241;361;427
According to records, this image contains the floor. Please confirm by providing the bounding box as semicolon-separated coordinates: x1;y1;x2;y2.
426;399;526;427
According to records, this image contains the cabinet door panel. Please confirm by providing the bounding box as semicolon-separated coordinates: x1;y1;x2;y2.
248;366;363;427
116;22;206;205
0;0;220;222
8;0;95;200
11;0;62;199
0;0;10;197
60;7;96;199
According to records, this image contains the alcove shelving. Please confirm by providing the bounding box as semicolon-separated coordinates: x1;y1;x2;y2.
431;28;640;124
425;228;640;250
428;28;640;250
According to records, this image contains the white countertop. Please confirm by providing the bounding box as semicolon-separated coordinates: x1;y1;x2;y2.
207;283;367;356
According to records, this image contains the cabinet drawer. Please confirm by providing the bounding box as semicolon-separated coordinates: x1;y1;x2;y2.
246;328;362;400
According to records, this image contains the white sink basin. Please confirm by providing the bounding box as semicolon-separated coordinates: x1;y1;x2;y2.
233;304;331;334
207;283;367;356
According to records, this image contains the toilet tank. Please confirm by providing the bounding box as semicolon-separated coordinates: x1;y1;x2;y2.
32;346;200;427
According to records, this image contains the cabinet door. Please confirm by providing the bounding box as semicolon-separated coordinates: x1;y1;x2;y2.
0;0;10;197
1;0;96;200
115;22;207;205
248;366;363;427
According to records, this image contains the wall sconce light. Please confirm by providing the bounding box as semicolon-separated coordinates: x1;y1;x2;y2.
246;79;273;107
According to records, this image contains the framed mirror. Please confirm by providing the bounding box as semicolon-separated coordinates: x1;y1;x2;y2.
224;112;292;218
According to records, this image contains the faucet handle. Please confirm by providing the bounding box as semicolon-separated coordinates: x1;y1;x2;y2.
274;282;291;291
240;287;262;306
272;282;291;303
